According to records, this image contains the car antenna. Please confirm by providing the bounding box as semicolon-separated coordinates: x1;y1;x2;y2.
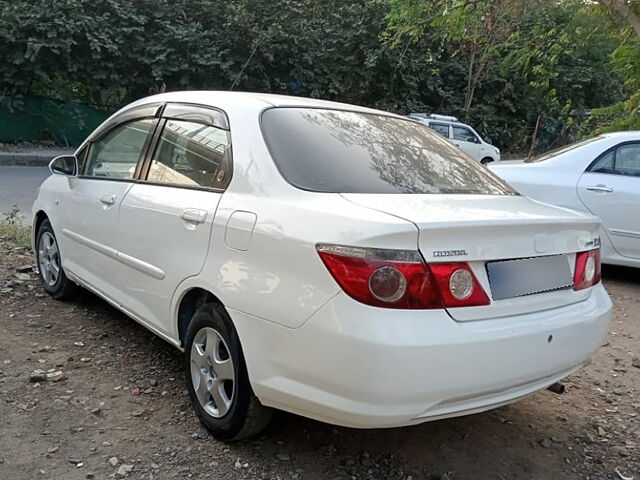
230;42;259;91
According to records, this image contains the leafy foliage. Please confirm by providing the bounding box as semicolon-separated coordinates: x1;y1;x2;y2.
0;0;636;152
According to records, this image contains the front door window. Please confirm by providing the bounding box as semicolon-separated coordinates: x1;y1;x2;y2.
83;119;156;179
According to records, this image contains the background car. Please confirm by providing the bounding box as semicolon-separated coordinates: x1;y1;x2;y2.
408;113;501;164
489;132;640;268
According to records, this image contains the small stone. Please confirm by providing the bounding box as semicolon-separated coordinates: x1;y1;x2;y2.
115;464;133;477
276;453;291;461
131;387;141;396
632;355;640;369
108;457;118;466
597;426;607;437
68;459;83;467
191;431;208;440
538;438;553;449
611;446;630;457
15;273;31;281
29;370;47;383
46;371;67;382
86;474;95;479
73;341;85;347
234;459;242;469
150;379;158;387
47;446;59;454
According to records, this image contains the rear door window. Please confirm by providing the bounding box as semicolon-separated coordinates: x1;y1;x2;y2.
588;150;615;174
146;119;231;189
615;144;640;177
261;108;515;195
588;143;640;177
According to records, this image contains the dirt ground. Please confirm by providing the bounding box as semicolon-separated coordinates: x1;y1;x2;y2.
1;241;638;480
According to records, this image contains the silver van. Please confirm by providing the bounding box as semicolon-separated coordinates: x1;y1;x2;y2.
409;113;501;164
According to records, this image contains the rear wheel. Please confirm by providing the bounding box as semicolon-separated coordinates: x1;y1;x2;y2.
36;219;77;300
184;303;273;441
480;157;494;165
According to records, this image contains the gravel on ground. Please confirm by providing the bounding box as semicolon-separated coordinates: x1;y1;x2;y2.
0;239;638;480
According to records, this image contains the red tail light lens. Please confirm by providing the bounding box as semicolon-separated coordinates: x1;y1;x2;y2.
429;263;490;308
573;249;601;290
317;244;490;309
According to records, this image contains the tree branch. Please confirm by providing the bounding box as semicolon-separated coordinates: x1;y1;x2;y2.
598;0;640;37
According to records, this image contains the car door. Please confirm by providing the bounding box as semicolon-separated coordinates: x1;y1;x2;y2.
451;125;482;161
58;112;159;302
114;104;232;336
577;142;640;259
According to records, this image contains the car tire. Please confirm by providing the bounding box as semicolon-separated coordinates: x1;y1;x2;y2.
480;157;494;165
184;303;273;441
35;219;78;300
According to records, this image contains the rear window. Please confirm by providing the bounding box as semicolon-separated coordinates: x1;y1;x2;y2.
526;137;601;163
261;108;515;195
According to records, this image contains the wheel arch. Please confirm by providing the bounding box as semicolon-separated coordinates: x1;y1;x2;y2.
32;210;50;251
175;286;227;348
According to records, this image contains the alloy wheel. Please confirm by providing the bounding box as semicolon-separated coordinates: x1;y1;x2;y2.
38;231;60;287
190;327;236;418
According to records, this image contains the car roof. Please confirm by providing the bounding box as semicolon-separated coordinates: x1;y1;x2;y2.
424;118;471;128
598;131;640;140
125;90;396;118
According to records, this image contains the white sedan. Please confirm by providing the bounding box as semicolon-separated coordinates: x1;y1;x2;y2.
33;92;611;440
489;132;640;268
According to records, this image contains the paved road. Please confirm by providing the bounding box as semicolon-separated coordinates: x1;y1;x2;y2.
0;166;50;224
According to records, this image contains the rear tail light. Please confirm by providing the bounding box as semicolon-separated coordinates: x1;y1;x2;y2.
573;249;601;290
429;263;491;308
316;244;490;309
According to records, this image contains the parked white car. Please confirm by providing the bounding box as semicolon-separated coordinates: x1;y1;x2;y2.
408;113;501;164
489;132;640;268
33;92;611;440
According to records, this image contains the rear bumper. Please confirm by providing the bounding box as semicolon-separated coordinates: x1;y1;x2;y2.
232;284;611;428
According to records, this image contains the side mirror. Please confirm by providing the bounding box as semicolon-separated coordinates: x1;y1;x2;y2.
49;155;77;176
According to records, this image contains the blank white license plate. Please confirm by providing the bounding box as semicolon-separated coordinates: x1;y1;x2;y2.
486;255;573;301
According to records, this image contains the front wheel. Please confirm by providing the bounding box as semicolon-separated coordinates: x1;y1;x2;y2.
480;157;494;165
184;303;273;441
35;219;77;300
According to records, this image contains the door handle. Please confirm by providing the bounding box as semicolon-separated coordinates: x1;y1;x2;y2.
181;209;207;224
586;185;613;193
100;194;117;205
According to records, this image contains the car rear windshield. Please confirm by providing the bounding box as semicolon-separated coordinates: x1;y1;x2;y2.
525;137;601;163
261;108;515;195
